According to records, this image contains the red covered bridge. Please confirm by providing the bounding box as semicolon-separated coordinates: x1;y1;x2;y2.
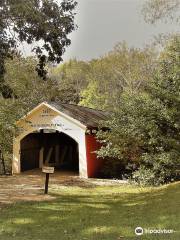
12;102;108;178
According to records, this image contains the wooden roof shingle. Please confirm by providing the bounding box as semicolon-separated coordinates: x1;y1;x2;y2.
48;101;109;128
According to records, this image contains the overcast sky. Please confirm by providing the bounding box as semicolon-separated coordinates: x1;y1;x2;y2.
22;0;179;62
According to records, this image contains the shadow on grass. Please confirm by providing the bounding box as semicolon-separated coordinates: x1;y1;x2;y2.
0;183;179;240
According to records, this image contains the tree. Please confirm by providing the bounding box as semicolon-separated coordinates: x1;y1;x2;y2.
96;93;163;178
142;0;180;24
0;0;77;97
80;81;108;110
80;42;157;110
135;35;180;185
3;56;63;102
97;36;180;185
50;59;90;104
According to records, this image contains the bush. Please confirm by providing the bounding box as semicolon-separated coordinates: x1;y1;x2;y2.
132;166;157;186
132;152;180;186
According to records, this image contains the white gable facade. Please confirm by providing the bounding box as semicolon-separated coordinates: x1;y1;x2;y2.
13;102;88;177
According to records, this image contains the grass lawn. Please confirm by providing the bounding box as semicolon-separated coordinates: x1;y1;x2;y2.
0;182;179;240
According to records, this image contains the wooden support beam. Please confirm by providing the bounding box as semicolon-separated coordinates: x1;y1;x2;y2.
45;147;53;165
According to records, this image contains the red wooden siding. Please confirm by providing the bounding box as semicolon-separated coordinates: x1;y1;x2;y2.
85;134;103;177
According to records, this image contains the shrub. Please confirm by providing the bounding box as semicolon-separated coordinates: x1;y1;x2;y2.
132;151;180;186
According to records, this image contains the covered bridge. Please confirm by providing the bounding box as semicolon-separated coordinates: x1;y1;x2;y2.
12;102;108;178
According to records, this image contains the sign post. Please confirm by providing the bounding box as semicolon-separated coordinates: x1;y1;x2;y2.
42;166;54;194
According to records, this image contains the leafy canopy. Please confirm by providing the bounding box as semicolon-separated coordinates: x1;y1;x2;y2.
79;42;157;110
0;0;77;97
96;36;180;185
142;0;180;24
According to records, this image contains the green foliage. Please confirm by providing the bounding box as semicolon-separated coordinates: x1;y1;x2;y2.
80;42;157;110
0;0;77;97
0;99;21;153
133;151;179;186
97;36;180;185
97;93;167;178
80;81;108;110
48;42;156;110
50;59;90;103
3;56;62;103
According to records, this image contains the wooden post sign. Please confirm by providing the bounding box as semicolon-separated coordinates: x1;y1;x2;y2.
42;166;54;194
42;166;55;174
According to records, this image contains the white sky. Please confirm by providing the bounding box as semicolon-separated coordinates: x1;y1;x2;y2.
21;0;179;62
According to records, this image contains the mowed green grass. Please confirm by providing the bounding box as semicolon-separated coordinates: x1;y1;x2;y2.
0;182;179;240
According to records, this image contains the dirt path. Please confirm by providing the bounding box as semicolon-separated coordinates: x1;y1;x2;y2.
0;169;127;207
0;170;82;206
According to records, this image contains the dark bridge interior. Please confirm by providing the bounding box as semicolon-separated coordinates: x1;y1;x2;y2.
20;130;79;172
